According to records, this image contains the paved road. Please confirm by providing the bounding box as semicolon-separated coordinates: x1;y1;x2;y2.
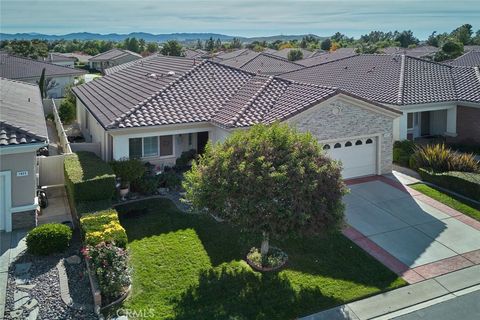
393;290;480;320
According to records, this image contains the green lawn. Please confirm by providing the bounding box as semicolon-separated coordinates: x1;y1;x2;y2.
410;183;480;221
116;199;405;320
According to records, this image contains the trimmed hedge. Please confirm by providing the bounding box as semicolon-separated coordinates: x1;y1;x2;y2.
26;223;72;255
80;209;128;248
393;140;415;168
419;168;480;201
64;152;116;203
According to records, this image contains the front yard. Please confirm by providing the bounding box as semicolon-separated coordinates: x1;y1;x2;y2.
116;198;405;320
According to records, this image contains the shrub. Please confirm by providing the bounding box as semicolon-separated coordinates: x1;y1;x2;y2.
393;140;415;167
419;169;480;200
75;199;113;216
58;100;75;124
26;223;72;255
64;152;116;203
109;158;145;188
80;209;128;248
84;242;131;303
131;174;159;195
411;144;479;173
158;171;182;190
175;149;197;170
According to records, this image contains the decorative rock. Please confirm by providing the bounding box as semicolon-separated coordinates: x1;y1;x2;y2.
15;273;31;285
24;298;38;310
9;309;23;318
14;296;29;309
14;263;32;275
17;284;36;290
66;255;81;265
13;290;28;301
27;306;39;320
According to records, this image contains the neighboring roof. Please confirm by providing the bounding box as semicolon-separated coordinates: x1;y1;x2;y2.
449;50;480;67
214;49;256;61
110;60;400;130
281;54;480;106
88;49;142;62
0;78;48;146
216;51;304;75
382;46;439;58
0;53;86;80
39;53;76;63
214;50;260;68
72;55;200;128
104;54;159;75
297;48;357;67
183;48;208;59
269;48;316;59
61;52;92;63
465;45;480;52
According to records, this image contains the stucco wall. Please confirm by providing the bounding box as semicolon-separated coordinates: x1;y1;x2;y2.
286;97;395;175
0;152;37;207
76;99;107;158
451;106;480;144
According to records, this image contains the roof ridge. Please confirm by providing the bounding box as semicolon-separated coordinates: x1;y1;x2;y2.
397;55;406;105
278;53;359;75
0;76;39;87
404;54;453;69
474;67;480;86
257;52;306;66
108;59;208;128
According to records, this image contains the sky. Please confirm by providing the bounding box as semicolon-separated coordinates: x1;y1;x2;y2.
1;0;479;39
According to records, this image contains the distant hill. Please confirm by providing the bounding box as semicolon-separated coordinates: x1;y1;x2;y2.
0;32;324;43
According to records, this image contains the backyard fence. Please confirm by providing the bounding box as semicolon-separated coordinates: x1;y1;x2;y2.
51;99;72;154
38;155;65;186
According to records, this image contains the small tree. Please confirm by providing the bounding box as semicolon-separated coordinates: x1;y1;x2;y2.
110;158;145;188
320;38;332;51
287;49;303;61
38;68;46;98
161;40;184;56
184;123;346;257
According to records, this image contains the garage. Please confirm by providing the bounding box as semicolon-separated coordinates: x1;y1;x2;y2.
323;137;378;179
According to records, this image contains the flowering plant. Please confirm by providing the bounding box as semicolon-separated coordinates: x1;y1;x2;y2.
84;242;131;302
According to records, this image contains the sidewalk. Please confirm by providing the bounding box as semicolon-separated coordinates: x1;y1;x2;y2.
301;265;480;320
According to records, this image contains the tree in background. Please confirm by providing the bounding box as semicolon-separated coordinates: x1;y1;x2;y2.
38;68;46;99
205;37;215;52
231;37;242;49
320;38;332;51
394;30;419;48
287;49;303;61
122;37;140;53
195;39;203;50
434;40;464;61
160;40;183;56
146;42;159;53
214;38;222;50
451;24;473;45
183;123;346;261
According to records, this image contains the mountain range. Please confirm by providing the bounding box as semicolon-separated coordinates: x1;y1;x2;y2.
0;32;324;43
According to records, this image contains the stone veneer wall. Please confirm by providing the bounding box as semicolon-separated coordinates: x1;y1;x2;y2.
286;99;395;175
12;210;37;230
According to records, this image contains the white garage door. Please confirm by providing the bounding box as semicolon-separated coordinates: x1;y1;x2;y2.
323;137;377;179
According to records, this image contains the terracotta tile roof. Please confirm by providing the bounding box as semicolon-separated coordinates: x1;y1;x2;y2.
183;49;208;59
110;61;399;130
215;50;261;68
0;78;48;146
39;53;76;63
72;55;200;128
0;53;86;80
213;49;255;61
88;49;142;62
449;51;480;67
270;48;316;59
297;48;357;67
104;54;159;75
281;54;480;106
452;66;480;103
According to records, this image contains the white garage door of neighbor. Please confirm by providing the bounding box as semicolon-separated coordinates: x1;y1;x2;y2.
323;137;377;179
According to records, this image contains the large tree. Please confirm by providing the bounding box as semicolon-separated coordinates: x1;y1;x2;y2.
183;123;346;257
287;49;303;61
161;40;183;56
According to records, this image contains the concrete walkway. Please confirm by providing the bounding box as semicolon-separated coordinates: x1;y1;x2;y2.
342;175;480;284
301;264;480;320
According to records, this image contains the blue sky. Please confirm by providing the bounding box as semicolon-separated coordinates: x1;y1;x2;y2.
1;0;479;38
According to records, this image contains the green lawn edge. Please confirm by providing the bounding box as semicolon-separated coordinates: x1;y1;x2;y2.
410;183;480;221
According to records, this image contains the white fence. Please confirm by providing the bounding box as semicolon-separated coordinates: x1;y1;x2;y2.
38;155;65;186
51;99;72;154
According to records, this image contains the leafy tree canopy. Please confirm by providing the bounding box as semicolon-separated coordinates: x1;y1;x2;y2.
287;49;304;61
161;40;184;56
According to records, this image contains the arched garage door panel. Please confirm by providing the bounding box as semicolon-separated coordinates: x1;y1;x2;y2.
323;138;377;179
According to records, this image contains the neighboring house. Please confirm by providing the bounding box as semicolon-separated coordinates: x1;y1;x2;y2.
0;53;86;98
382;46;439;59
183;48;208;59
72;58;401;180
297;48;357;67
39;53;76;68
215;51;305;75
281;54;480;144
88;49;142;73
269;48;317;59
104;54;159;75
0;78;48;232
448;50;480;67
61;52;93;64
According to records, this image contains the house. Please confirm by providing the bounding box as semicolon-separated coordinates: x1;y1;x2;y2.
269;48;317;59
297;48;357;67
39;53;76;68
61;52;93;64
0;53;86;98
0;78;48;232
382;45;439;59
88;48;142;73
281;54;480;144
72;56;401;180
183;48;208;59
103;54;160;75
448;50;480;67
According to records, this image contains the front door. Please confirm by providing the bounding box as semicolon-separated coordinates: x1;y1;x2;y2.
197;131;209;154
421;112;430;136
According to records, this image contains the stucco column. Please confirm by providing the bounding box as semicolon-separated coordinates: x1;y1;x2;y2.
398;112;408;140
445;106;457;137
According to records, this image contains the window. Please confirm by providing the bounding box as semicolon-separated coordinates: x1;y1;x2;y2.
345;141;352;147
143;136;158;157
160;135;173;157
366;138;373;144
355;140;363;145
323;144;330;150
85;109;89;130
407;113;414;129
334;143;341;148
129;138;142;159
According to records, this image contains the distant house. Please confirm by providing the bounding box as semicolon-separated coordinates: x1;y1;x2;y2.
448;50;480;67
382;46;439;60
0;53;86;98
0;78;48;232
297;48;357;67
39;53;76;68
183;48;208;59
88;48;142;73
269;48;317;60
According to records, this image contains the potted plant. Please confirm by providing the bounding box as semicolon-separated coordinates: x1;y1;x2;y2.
110;158;145;199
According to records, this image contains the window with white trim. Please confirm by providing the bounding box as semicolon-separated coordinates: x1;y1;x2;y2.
129;138;142;159
160;135;173;157
407;113;414;129
143;136;159;157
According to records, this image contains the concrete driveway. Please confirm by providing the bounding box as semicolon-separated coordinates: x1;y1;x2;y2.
343;177;480;283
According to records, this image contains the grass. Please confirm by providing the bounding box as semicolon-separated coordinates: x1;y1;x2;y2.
116;199;405;320
410;183;480;221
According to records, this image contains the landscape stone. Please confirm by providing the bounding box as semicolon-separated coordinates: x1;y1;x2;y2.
27;306;39;320
9;309;23;318
17;284;36;290
66;255;81;265
24;298;38;310
13;290;28;301
14;263;32;275
15;273;31;285
14;296;29;309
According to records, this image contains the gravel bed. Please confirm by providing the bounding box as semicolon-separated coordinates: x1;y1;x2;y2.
3;230;97;320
